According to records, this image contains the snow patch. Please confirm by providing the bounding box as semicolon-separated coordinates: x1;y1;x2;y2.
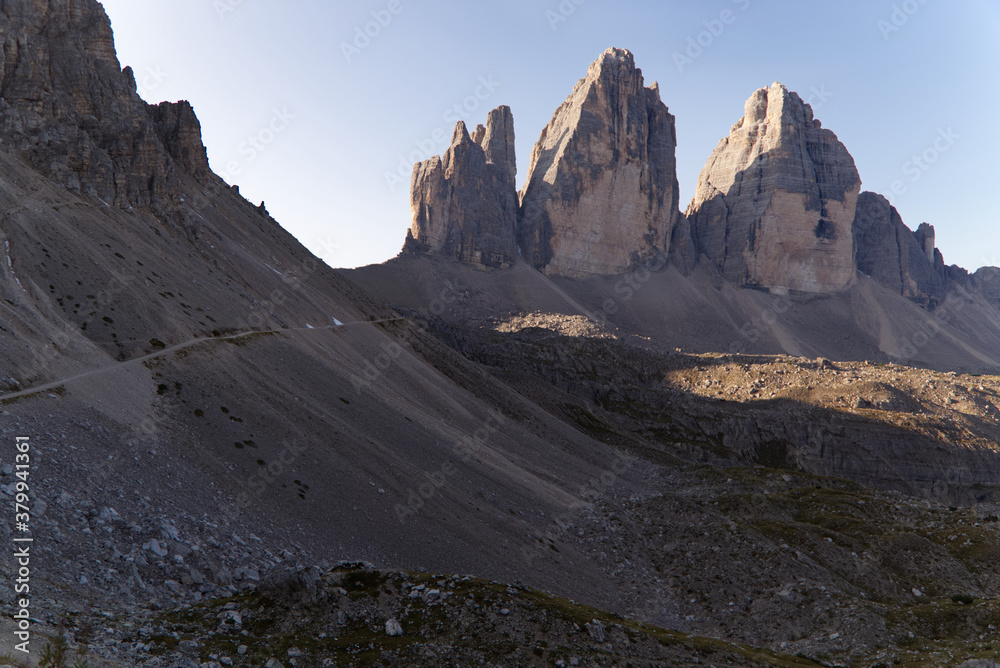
4;241;23;290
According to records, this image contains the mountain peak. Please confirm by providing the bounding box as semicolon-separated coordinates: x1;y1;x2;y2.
737;82;821;132
0;0;212;209
579;47;648;102
589;47;637;75
688;82;860;292
517;47;680;277
405;106;519;270
451;121;472;145
480;105;517;185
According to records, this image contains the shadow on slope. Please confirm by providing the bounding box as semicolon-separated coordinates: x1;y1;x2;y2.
345;254;1000;374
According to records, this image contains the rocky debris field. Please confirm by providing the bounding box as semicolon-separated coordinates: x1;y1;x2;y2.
365;312;1000;665
2;320;1000;667
130;563;822;668
494;312;619;340
570;465;1000;667
9;468;1000;668
0;403;310;667
667;354;1000;422
423;313;1000;504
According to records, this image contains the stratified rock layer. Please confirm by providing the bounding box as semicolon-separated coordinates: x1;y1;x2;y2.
853;192;947;307
518;48;679;277
688;83;861;293
973;267;1000;309
0;0;210;209
405;106;518;269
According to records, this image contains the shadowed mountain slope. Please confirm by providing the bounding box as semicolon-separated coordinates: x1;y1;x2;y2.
3;9;1000;665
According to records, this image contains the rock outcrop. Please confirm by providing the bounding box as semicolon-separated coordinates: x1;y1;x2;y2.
404;106;518;269
853;192;947;307
518;48;679;277
687;82;861;293
973;267;1000;308
0;0;211;209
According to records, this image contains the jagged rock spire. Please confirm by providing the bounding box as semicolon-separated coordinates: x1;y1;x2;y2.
853;192;947;307
517;47;680;277
405;106;518;269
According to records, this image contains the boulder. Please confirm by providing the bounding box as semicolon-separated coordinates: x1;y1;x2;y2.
585;619;606;643
259;563;325;607
385;618;404;636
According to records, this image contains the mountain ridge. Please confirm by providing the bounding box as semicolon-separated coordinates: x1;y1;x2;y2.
3;8;1000;666
399;47;997;307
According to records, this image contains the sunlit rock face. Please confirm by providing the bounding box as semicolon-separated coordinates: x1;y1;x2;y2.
405;106;519;270
518;48;680;277
687;82;861;293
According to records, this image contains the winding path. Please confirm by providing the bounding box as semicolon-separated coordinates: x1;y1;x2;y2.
0;317;407;403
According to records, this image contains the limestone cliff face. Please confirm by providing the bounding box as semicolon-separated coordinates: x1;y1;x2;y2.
0;0;211;209
405;106;518;270
687;83;861;293
853;192;947;307
518;48;679;277
973;267;1000;309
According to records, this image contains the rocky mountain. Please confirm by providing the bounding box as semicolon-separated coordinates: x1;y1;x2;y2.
974;266;1000;308
0;0;210;208
404;48;681;278
517;48;680;277
853;191;948;307
686;82;861;293
5;8;1000;665
404;106;518;270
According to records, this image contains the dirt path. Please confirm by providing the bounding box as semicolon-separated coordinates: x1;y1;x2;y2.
1;318;406;403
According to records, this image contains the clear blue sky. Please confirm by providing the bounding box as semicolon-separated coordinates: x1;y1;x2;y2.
99;0;1000;272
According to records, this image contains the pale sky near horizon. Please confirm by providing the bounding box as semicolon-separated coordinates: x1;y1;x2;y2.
99;0;1000;273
